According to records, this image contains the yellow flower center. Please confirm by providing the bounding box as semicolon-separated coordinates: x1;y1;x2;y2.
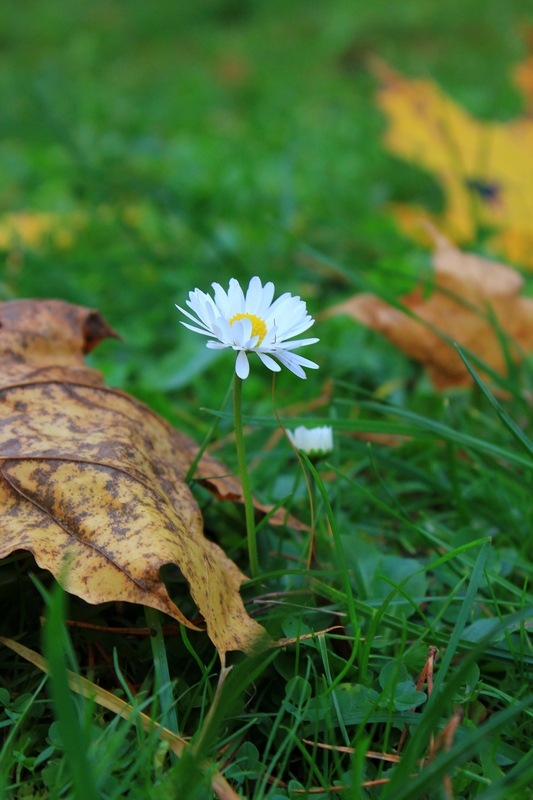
229;313;268;345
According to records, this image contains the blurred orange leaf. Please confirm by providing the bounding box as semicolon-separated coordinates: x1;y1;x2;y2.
0;300;271;657
373;55;533;267
325;227;533;388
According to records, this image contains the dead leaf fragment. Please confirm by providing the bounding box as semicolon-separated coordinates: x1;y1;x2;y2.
0;299;270;656
326;228;533;388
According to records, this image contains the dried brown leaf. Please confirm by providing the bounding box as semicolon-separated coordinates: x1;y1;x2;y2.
325;229;533;388
0;299;270;656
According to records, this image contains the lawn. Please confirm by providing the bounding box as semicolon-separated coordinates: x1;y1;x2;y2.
2;0;533;797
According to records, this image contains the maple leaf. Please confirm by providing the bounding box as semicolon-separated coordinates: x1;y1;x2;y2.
373;57;533;268
325;227;533;388
0;299;274;657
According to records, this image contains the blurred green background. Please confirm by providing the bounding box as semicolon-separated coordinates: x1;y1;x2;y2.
2;0;533;420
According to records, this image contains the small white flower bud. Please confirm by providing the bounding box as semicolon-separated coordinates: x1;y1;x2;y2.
287;425;333;457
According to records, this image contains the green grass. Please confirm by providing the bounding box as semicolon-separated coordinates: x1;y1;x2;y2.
3;0;533;797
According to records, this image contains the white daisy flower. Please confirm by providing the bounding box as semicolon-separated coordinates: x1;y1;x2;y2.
287;425;333;457
176;276;319;380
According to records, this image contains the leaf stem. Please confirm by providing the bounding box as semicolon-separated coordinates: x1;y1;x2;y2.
233;374;259;578
144;606;179;739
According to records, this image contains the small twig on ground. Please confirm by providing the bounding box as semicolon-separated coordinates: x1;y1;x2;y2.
397;645;439;753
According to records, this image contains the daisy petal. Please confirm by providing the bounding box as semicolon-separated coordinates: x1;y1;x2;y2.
187;291;217;328
180;321;213;336
235;349;250;379
230;318;246;346
286;352;320;369
228;278;245;313
276;350;307;378
245;276;263;314
265;292;292;321
259;324;278;348
257;281;275;317
278;316;316;340
215;316;234;343
276;350;319;377
257;352;281;372
239;316;253;341
212;282;230;317
175;304;209;330
275;337;319;350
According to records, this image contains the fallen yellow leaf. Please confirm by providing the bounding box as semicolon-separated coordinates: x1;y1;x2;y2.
0;299;269;657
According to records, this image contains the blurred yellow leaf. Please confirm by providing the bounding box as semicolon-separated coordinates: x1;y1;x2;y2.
0;211;86;252
374;57;533;267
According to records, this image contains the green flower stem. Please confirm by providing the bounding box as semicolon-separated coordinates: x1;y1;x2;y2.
307;462;318;566
144;606;179;737
233;374;259;578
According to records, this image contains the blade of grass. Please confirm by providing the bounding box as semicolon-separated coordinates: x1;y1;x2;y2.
301;453;361;689
332;462;533;606
144;606;179;739
0;674;48;795
457;345;533;461
382;551;522;800
310;581;533;668
474;749;533;799
43;586;100;800
0;635;240;800
431;540;490;692
386;691;533;800
203;408;533;472
316;634;350;747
